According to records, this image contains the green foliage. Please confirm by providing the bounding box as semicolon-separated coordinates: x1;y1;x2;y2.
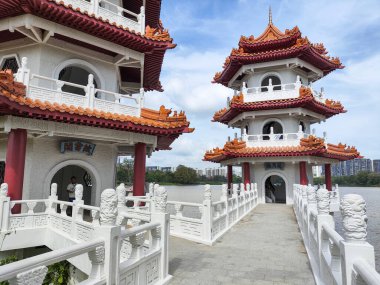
314;172;380;187
173;165;198;184
43;260;71;285
116;158;134;185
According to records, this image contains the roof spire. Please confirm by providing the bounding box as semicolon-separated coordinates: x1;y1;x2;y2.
269;6;272;25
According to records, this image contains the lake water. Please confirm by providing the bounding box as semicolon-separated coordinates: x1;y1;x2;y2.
164;185;380;271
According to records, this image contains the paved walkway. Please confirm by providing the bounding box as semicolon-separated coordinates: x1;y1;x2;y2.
169;204;315;285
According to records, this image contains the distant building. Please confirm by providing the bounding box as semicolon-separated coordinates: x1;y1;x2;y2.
195;169;204;176
205;167;227;178
373;160;380;173
312;166;322;177
325;158;373;177
146;166;176;172
146;166;160;172
161;167;176;173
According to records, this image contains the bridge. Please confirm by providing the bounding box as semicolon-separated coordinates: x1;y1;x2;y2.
0;183;379;285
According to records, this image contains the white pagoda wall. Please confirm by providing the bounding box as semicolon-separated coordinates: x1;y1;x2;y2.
245;68;308;88
0;40;119;96
250;161;313;205
0;136;118;206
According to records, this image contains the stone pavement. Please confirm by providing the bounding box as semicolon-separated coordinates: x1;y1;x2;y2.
168;204;315;285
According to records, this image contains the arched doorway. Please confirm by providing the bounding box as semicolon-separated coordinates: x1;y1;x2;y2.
58;66;99;96
262;120;283;140
264;175;286;204
261;75;281;91
50;165;93;205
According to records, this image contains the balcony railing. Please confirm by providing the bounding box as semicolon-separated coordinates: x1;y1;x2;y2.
243;131;308;147
60;0;145;34
237;76;325;104
15;58;143;117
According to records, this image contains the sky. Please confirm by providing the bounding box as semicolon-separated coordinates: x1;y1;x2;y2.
144;0;380;170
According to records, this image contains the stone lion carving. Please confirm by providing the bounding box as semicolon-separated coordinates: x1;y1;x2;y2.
316;188;330;214
88;246;105;265
74;184;83;201
154;186;167;213
116;183;127;207
100;188;118;226
204;184;211;200
307;185;317;204
50;183;57;197
0;183;8;198
340;194;367;242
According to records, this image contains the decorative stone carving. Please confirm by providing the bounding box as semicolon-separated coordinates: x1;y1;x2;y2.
204;184;211;201
149;183;154;197
75;184;83;201
301;185;308;198
154;186;167;213
0;183;8;198
316;188;330;214
340;194;368;242
100;188;118;226
246;183;251;192
221;184;228;197
11;265;48;285
116;183;127;207
50;183;57;197
88;246;105;265
232;184;238;196
307;185;317;204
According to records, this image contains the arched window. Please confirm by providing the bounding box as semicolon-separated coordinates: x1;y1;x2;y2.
261;75;281;92
245;125;249;134
59;66;98;96
262;121;283;140
299;121;305;132
0;55;19;74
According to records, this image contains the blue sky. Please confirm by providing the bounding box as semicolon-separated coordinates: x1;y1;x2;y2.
145;0;380;169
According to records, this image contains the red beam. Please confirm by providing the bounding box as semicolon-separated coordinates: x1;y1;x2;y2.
299;161;308;185
4;129;27;213
133;143;146;196
325;164;332;191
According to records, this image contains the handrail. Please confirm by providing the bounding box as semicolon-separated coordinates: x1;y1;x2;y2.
0;239;104;282
167;201;203;207
31;74;86;90
99;0;139;18
120;222;160;239
353;259;380;285
321;223;343;246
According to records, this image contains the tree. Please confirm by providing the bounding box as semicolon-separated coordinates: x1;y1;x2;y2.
173;165;197;184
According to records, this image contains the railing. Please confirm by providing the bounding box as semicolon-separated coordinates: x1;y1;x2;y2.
165;183;259;245
293;184;380;285
57;0;145;34
15;58;143;117
243;130;308;147
237;76;326;104
0;183;171;285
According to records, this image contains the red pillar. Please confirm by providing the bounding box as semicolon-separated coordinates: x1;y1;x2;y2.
325;163;332;191
4;129;27;213
299;161;308;185
133;143;146;196
243;162;250;190
227;165;233;189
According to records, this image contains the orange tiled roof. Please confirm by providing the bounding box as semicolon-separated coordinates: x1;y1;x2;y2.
0;70;193;132
213;86;345;123
204;136;360;163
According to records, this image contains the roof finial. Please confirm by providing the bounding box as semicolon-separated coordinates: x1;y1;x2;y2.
269;6;272;25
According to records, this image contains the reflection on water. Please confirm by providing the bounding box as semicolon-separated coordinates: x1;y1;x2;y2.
165;185;380;271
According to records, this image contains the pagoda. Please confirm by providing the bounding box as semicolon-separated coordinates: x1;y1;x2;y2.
0;0;192;206
204;11;360;204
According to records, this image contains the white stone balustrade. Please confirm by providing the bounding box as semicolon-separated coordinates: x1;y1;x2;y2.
239;77;326;104
164;183;258;245
293;184;380;285
55;0;145;34
15;57;143;117
0;183;171;285
242;126;309;148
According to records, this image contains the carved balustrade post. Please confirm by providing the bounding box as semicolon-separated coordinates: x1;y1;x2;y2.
88;245;105;281
316;188;334;268
116;183;127;226
0;183;10;231
87;74;95;108
138;6;146;34
201;184;212;243
150;186;170;280
73;184;84;221
96;188;120;285
340;194;375;285
15;57;30;88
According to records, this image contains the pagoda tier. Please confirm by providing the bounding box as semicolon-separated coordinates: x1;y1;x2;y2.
213;23;343;87
0;0;175;91
213;86;345;124
204;136;361;163
0;70;193;150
